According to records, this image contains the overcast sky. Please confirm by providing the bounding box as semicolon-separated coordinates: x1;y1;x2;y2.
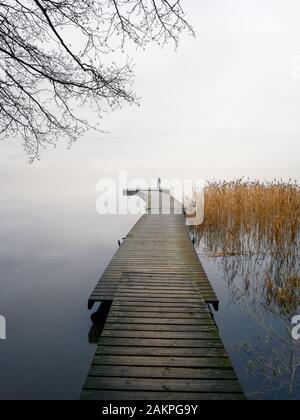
1;0;300;202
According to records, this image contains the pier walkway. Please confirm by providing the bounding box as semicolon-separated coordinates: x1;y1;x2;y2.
81;190;244;400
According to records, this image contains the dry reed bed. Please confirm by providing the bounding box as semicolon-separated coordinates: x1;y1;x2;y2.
194;180;300;312
196;180;300;256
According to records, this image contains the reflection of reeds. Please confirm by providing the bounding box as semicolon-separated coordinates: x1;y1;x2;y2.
193;180;300;313
239;300;300;400
264;274;300;313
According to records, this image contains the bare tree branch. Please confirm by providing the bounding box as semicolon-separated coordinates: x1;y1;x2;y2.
0;0;193;161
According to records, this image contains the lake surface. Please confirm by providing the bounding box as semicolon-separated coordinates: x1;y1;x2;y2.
197;246;300;400
0;193;140;399
0;174;299;399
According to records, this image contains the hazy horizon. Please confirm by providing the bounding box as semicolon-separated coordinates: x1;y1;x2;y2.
1;0;300;196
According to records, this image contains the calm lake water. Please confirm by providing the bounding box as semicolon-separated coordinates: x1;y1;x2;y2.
198;247;300;400
0;176;299;399
0;193;140;399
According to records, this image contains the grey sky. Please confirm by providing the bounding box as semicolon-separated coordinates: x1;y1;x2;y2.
1;0;300;200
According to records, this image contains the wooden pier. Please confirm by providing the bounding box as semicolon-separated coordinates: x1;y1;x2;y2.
81;190;244;400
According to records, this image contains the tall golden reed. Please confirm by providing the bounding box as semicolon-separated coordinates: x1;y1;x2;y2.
196;179;300;257
194;180;300;312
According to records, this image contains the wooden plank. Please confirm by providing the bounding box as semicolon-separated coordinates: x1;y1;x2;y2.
101;330;219;340
103;324;216;332
108;311;212;319
108;311;210;319
91;355;233;368
105;317;213;326
88;365;237;380
90;302;217;309
95;281;209;293
111;297;207;303
108;302;210;309
97;337;223;348
114;291;206;297
81;390;245;400
106;306;209;313
90;295;219;306
84;377;242;393
95;346;228;357
114;288;208;294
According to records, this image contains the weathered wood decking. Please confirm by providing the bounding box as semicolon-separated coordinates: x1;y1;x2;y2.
81;190;244;400
89;194;218;310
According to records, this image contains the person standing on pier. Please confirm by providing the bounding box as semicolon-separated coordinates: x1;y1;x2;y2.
157;177;162;191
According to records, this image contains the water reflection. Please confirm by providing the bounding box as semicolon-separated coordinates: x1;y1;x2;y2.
0;198;140;399
193;224;300;400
